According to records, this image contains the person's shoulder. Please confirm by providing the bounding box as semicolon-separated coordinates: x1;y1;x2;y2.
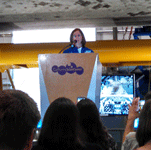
121;132;139;150
126;132;136;139
63;47;73;53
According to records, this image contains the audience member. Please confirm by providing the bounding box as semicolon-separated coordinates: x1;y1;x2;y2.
122;91;151;150
63;28;94;53
135;100;151;149
77;98;117;150
33;97;103;150
121;97;140;150
0;89;41;150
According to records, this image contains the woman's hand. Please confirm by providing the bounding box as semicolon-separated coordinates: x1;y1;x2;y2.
128;97;140;120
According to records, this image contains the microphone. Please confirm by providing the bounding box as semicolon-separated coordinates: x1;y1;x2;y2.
71;40;77;47
58;40;77;53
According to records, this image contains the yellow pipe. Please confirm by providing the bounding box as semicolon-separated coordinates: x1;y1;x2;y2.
0;39;151;67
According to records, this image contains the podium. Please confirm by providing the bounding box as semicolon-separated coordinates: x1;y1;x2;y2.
39;53;102;120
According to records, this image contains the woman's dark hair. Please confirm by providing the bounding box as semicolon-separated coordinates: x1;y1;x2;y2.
144;91;151;101
136;100;151;147
37;97;84;150
70;28;86;47
77;98;110;150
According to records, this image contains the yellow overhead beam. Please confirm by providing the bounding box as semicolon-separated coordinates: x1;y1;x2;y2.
87;39;151;66
0;39;151;68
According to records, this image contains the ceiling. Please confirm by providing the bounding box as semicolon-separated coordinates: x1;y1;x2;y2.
0;0;151;32
0;0;151;76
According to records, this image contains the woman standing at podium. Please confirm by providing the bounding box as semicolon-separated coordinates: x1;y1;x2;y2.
63;28;94;53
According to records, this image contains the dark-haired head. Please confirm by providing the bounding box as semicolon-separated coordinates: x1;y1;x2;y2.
70;28;86;47
144;91;151;102
77;98;101;123
0;89;40;150
136;100;151;147
38;97;84;149
77;98;109;150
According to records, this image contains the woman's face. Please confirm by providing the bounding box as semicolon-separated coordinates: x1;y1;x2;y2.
73;30;82;48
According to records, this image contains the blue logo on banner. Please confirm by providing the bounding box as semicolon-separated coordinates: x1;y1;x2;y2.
52;62;84;75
